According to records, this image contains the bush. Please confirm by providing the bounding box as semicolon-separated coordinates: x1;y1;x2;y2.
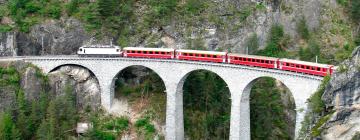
299;41;320;62
336;0;349;6
297;17;310;40
245;33;259;54
308;75;331;114
0;25;13;33
256;24;289;57
184;0;205;15
350;0;360;22
135;117;156;138
355;33;360;46
25;1;41;14
65;0;82;16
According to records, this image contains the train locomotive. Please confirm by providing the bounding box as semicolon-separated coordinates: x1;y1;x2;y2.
78;46;334;77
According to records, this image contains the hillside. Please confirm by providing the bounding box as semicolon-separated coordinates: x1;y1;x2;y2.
0;0;360;139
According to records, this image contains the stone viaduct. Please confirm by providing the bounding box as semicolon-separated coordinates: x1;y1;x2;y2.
18;56;322;140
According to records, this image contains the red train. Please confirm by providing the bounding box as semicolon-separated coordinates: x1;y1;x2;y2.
78;47;334;77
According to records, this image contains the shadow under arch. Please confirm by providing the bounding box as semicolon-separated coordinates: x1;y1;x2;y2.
110;65;168;101
47;63;102;110
110;65;167;135
241;76;296;139
179;69;231;139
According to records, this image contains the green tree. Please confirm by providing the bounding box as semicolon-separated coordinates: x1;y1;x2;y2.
16;90;32;139
97;0;118;17
250;77;293;140
183;70;230;139
256;24;289;57
299;41;320;62
350;0;360;22
296;17;310;40
0;113;21;140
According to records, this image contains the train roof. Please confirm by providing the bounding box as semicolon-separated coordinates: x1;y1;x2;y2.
279;58;333;68
228;53;279;60
123;47;175;52
176;49;227;55
80;45;120;48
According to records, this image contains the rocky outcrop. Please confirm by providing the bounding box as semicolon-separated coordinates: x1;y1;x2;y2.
0;61;101;113
320;46;360;139
48;65;101;111
0;18;95;56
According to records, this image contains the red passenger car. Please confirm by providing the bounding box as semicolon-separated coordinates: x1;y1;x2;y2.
176;50;227;63
279;59;334;76
227;53;279;69
123;47;175;59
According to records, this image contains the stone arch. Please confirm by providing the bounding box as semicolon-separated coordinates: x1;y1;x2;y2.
109;65;168;106
177;69;232;139
49;64;99;78
47;63;102;111
241;76;297;139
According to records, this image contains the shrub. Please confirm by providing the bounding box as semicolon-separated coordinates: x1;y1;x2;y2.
135;117;156;137
184;0;205;15
245;33;259;54
256;24;290;57
25;1;41;14
355;33;360;46
297;17;310;40
65;0;82;16
350;0;360;22
299;41;320;62
336;0;349;6
0;25;13;33
308;75;331;114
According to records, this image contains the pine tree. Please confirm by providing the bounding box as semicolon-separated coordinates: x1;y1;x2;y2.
97;0;117;17
0;113;19;140
16;90;30;139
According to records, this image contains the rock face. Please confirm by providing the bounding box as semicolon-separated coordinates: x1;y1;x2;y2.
48;65;101;111
0;18;94;56
21;67;45;101
0;0;351;56
0;86;17;112
321;46;360;139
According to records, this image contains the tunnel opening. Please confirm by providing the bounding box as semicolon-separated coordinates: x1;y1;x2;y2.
182;70;231;139
248;77;296;140
113;65;166;139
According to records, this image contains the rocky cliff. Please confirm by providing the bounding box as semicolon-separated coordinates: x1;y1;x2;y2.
320;46;360;139
0;61;101;112
0;0;357;59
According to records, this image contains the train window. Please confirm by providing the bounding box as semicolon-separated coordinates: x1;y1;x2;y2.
201;54;205;57
155;51;158;54
306;66;310;69
213;55;216;58
116;49;119;52
317;67;321;71
183;53;187;56
161;52;165;54
286;63;289;66
265;60;268;63
207;54;211;57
